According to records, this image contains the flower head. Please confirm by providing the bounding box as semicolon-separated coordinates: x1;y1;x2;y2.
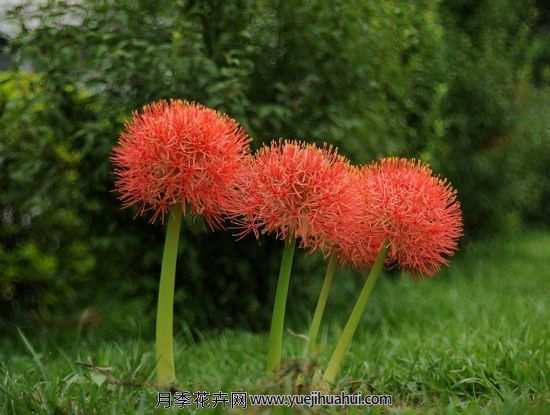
356;158;463;276
230;140;362;249
111;99;251;226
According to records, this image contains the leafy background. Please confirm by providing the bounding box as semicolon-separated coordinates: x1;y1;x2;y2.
1;0;549;331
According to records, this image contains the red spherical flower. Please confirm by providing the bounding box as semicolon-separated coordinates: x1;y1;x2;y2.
356;158;463;276
230;140;362;249
111;99;251;226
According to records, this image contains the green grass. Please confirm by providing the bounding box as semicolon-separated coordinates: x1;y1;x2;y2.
1;231;550;414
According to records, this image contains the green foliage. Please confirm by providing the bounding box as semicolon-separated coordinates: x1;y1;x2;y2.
1;0;548;325
434;0;538;234
0;72;96;309
508;88;550;223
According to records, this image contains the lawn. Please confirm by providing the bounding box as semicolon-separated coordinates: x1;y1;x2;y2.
1;231;549;414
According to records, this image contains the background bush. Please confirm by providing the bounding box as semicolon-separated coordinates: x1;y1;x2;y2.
1;0;549;329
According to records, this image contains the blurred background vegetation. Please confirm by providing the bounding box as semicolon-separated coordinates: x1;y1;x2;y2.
1;0;549;332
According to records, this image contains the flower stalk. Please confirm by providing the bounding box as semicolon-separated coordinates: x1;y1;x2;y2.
306;254;337;356
323;243;388;384
155;207;182;387
266;237;297;373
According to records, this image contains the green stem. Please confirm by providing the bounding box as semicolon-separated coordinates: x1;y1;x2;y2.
306;254;337;356
266;237;297;373
323;244;388;384
155;207;182;387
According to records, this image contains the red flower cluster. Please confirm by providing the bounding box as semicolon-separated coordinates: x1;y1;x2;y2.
111;99;463;277
112;100;250;226
354;158;463;276
229;141;363;253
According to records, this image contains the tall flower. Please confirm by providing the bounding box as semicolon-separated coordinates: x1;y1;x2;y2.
230;140;354;372
113;99;250;226
111;99;250;387
323;157;463;383
356;158;463;275
232;141;355;243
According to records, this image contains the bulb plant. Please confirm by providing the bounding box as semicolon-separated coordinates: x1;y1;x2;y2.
111;99;250;387
230;140;358;373
110;98;464;389
323;158;463;384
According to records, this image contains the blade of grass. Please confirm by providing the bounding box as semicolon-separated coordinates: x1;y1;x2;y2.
17;328;47;380
0;382;16;402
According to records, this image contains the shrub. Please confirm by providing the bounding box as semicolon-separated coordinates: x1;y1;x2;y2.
1;0;545;327
434;0;537;234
